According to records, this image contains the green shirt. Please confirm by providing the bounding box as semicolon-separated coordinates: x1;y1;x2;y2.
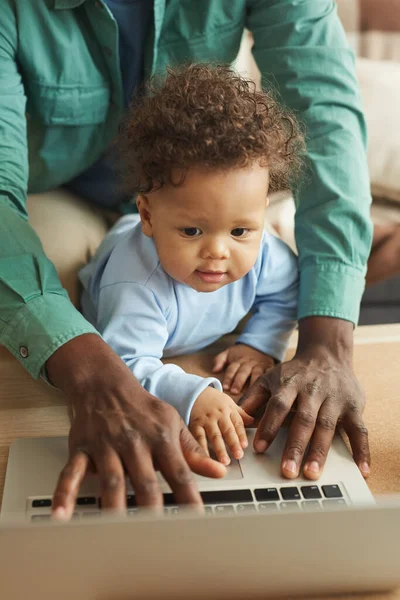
0;0;372;379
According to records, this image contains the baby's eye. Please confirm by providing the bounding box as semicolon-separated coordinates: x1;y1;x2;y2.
182;227;202;237
231;228;249;237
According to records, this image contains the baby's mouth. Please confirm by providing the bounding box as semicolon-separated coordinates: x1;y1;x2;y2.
195;270;226;283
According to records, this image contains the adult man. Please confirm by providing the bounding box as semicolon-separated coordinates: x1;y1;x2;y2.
0;0;372;519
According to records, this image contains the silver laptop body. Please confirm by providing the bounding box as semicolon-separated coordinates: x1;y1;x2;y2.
2;429;400;599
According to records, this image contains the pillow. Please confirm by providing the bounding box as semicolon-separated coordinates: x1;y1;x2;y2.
356;57;400;203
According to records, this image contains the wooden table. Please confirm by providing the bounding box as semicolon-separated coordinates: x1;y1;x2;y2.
1;323;400;599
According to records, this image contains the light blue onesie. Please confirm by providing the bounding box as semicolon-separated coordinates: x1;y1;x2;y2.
79;216;299;424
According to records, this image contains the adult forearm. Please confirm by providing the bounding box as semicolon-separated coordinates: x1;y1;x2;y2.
296;316;353;363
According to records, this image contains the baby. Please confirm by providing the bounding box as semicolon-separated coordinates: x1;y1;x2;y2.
79;64;303;466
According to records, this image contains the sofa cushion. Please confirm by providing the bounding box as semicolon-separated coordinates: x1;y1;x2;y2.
356;57;400;203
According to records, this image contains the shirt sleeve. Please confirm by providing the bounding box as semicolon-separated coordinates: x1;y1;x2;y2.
246;0;373;325
97;282;222;424
0;5;99;379
237;234;298;362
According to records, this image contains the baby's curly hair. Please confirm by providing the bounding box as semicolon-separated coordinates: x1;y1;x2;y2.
116;63;305;195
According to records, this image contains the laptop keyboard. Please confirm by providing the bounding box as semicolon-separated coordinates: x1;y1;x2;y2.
28;484;346;521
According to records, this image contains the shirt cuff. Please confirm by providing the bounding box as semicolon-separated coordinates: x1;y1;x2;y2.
298;262;366;326
0;292;100;379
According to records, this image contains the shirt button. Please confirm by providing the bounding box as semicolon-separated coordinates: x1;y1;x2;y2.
19;346;29;359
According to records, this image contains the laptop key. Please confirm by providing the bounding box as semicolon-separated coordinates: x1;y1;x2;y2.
76;496;97;506
281;487;300;501
82;511;101;518
204;506;213;515
280;502;300;511
31;514;51;521
215;505;235;513
301;500;321;511
322;499;346;509
163;493;178;506
200;490;253;504
322;485;343;499
170;507;181;515
32;499;52;508
258;502;278;512
236;503;257;513
254;488;279;502
301;485;322;500
127;509;139;516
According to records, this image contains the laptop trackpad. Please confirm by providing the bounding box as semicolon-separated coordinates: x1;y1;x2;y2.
193;459;243;483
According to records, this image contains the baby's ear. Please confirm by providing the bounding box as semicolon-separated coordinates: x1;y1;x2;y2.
136;195;153;237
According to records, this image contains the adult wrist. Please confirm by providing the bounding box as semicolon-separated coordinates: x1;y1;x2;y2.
45;333;127;396
296;316;354;364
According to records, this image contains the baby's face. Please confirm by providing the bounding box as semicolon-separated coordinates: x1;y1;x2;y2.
137;165;269;292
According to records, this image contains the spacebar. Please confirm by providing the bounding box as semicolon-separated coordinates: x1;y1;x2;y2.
200;489;252;504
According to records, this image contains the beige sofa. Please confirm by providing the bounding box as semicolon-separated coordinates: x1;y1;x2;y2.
236;0;400;247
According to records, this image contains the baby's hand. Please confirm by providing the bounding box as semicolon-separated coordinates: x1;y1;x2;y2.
213;343;276;395
189;387;254;465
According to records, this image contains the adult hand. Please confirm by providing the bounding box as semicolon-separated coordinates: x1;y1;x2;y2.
46;334;226;520
240;317;370;480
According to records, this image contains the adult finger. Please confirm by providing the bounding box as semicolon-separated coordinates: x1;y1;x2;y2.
52;450;89;520
231;362;254;394
96;446;127;512
222;361;241;391
204;421;230;465
249;365;265;388
343;412;371;478
281;395;320;479
180;426;226;479
239;375;272;416
121;441;163;509
156;442;203;507
219;416;243;460
213;350;229;373
302;402;340;480
254;387;297;453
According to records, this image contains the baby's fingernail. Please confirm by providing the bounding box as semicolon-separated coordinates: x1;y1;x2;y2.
222;456;231;465
234;449;244;459
231;387;238;393
223;384;229;390
255;440;268;453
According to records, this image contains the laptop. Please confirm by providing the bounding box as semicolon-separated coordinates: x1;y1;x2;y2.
2;429;400;599
1;428;374;519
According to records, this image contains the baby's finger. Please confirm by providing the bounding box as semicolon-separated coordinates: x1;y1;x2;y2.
222;361;241;391
230;411;249;449
231;362;255;394
190;425;209;456
250;365;265;387
205;422;230;466
219;416;243;460
213;350;229;373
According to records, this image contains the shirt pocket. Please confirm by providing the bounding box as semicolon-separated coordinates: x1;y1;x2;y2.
26;82;110;127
